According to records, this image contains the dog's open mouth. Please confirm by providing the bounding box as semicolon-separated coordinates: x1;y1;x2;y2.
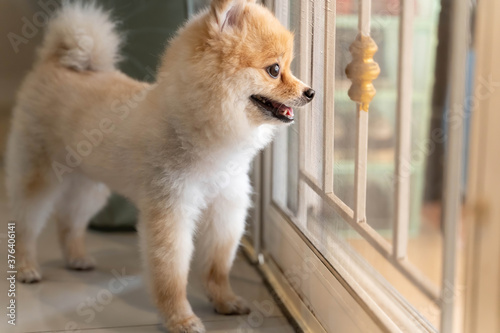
250;95;294;123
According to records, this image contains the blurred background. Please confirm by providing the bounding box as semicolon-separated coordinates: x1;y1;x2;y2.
0;0;209;230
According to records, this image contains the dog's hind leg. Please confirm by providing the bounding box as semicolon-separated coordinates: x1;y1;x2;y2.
54;175;110;270
9;185;62;283
6;139;62;283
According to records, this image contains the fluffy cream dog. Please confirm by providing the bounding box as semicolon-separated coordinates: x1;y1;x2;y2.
6;0;314;331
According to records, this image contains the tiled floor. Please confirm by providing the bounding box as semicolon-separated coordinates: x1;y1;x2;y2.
0;163;294;333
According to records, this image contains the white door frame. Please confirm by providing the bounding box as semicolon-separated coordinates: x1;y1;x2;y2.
464;0;500;332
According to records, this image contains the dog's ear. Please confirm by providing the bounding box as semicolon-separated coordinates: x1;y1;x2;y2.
211;0;247;31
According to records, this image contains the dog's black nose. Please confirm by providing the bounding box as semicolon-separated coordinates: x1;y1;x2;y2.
304;88;315;101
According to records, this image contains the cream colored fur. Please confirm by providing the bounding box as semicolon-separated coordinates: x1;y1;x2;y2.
5;0;312;332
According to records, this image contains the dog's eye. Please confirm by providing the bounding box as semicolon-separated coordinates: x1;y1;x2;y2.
266;64;280;79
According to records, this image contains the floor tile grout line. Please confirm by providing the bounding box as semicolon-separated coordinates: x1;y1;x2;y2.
24;323;159;333
23;315;287;333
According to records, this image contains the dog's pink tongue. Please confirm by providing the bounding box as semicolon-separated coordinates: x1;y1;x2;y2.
272;102;294;119
279;105;294;118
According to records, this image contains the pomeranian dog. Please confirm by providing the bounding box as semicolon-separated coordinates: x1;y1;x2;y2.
6;0;314;331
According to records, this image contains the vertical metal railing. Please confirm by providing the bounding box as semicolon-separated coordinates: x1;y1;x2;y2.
297;0;312;226
349;0;377;223
322;0;336;195
393;0;414;260
272;0;290;209
298;0;311;178
357;0;372;223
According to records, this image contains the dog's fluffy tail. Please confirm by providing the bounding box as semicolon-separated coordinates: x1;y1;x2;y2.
37;1;122;72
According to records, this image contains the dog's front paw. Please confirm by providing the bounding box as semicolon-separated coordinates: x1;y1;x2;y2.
66;256;96;271
168;315;205;333
17;266;42;283
213;295;251;315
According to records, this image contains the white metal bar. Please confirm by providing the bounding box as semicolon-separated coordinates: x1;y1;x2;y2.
353;0;372;223
358;0;372;36
309;0;326;185
272;133;289;209
441;0;470;331
273;0;290;200
250;154;263;262
298;0;311;172
393;0;414;260
297;0;312;225
261;146;273;258
354;110;369;223
322;0;336;194
271;0;290;210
